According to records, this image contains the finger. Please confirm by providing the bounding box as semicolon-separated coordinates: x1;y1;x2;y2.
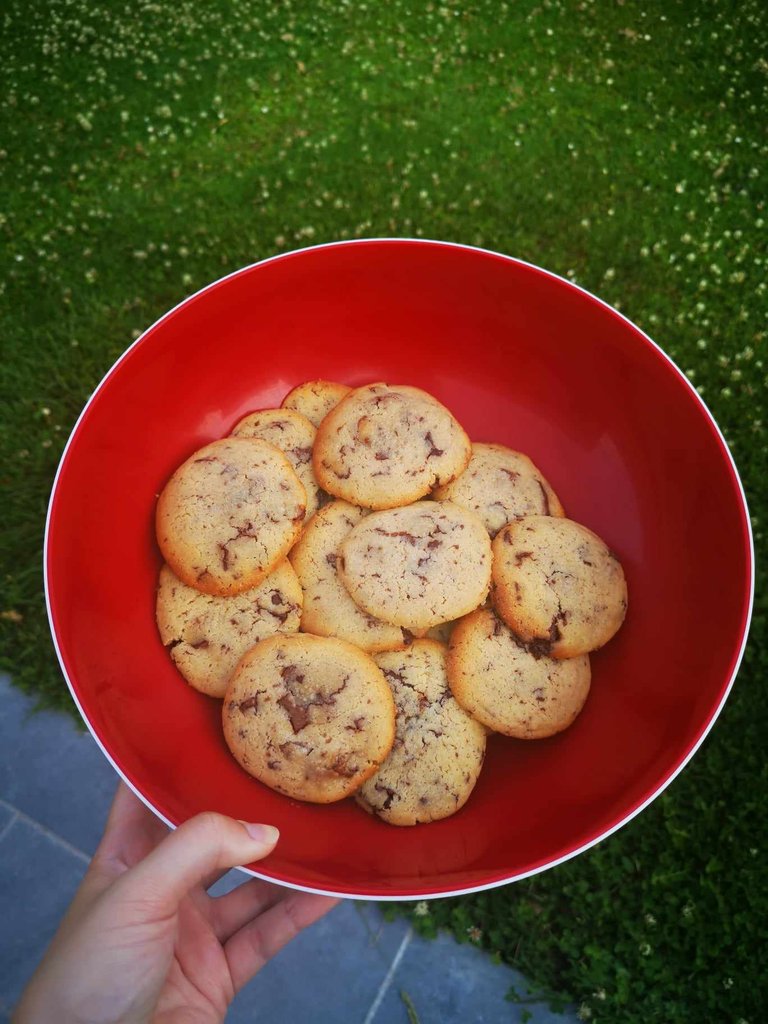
225;892;340;991
211;878;289;941
117;812;279;911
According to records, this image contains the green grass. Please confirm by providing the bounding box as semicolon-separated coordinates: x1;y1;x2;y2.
1;1;766;1019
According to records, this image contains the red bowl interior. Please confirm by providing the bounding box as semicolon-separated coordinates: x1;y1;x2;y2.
46;240;753;898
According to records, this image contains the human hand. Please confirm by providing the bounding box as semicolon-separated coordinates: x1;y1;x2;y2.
14;783;338;1024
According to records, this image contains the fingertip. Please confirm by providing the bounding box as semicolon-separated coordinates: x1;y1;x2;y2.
238;822;280;848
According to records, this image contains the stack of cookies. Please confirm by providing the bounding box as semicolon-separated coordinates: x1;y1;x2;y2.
155;381;628;826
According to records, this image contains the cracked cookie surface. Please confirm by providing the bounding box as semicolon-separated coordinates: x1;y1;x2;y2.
339;500;491;631
156;560;302;698
282;379;352;427
433;442;565;537
491;515;628;659
230;407;322;518
356;640;486;826
156;437;306;597
289;499;411;652
223;634;395;803
448;607;592;738
313;382;471;509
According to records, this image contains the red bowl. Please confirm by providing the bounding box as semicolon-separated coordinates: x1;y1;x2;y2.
45;240;753;899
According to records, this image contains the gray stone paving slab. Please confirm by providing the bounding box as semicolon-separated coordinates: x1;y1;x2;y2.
227;900;410;1024
0;675;116;855
0;804;15;841
371;929;568;1024
0;816;87;1012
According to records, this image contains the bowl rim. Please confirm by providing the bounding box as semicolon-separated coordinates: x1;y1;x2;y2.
44;237;755;900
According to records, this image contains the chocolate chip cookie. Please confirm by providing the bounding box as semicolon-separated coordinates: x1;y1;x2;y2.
313;383;471;509
433;442;565;537
339;500;492;631
156;559;302;698
289;499;410;652
223;634;396;803
282;379;352;427
156;437;306;596
230;407;322;518
448;607;592;738
491;515;628;658
356;640;486;825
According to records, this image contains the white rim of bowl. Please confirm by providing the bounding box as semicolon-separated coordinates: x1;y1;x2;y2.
43;238;756;901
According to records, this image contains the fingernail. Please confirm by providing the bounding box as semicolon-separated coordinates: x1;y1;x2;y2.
239;821;279;845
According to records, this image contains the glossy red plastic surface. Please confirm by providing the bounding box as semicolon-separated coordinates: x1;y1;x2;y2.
46;240;753;898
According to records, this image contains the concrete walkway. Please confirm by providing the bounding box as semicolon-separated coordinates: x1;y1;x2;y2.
0;674;572;1023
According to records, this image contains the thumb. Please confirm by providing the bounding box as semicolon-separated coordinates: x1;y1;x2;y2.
119;812;279;908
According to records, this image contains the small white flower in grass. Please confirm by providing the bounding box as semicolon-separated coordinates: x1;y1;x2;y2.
466;925;482;942
413;900;429;917
644;913;657;926
724;978;734;989
577;1005;592;1021
639;942;652;956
